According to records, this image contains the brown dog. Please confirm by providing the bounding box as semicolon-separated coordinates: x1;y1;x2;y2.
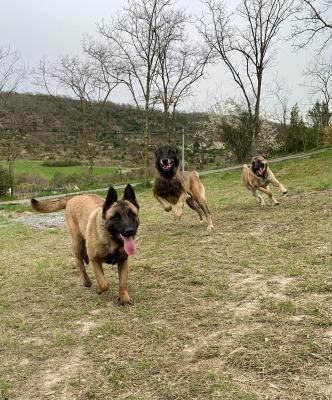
153;145;214;231
243;155;288;206
31;185;139;305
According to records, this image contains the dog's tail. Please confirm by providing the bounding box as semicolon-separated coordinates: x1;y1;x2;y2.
31;196;74;213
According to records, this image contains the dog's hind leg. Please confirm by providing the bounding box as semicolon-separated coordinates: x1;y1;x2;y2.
70;236;92;288
265;185;280;205
257;186;279;205
193;192;214;231
186;196;204;222
190;181;214;231
252;190;265;207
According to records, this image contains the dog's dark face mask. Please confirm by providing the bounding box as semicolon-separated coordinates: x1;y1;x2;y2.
103;185;140;256
155;145;180;178
251;156;267;177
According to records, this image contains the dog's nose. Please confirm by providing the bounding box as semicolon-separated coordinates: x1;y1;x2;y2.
122;227;136;237
161;159;169;165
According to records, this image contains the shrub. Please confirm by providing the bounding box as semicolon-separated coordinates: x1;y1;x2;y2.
0;167;10;197
41;160;82;167
16;172;48;189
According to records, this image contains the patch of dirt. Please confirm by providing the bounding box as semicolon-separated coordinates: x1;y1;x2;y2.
20;347;91;400
230;273;294;301
76;319;98;337
22;337;46;346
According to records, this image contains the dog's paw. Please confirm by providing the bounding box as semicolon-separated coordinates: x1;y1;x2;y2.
96;283;110;295
83;278;92;288
274;202;280;206
118;296;134;306
206;224;214;232
174;209;183;221
282;191;288;195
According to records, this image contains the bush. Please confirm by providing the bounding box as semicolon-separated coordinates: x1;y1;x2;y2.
208;101;254;162
16;172;48;190
0;167;10;197
41;160;82;167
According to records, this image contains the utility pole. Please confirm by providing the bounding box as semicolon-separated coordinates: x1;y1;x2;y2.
182;128;185;171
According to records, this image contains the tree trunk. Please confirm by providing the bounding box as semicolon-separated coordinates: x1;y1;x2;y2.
8;157;14;196
164;108;172;144
252;72;263;151
88;157;94;184
143;103;149;185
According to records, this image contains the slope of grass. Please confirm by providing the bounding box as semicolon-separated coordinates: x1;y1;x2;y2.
0;160;119;180
0;150;331;399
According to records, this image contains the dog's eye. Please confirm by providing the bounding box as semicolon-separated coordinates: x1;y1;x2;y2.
112;212;121;222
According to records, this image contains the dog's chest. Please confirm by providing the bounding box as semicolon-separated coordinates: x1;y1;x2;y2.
103;246;127;265
154;177;183;199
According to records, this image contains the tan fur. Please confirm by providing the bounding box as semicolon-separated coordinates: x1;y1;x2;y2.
31;196;74;213
31;194;138;305
153;169;214;231
242;155;288;207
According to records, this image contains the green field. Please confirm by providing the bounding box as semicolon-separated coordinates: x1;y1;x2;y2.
0;160;119;181
0;149;331;399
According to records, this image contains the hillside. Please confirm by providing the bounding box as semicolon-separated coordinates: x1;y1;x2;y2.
0;92;218;169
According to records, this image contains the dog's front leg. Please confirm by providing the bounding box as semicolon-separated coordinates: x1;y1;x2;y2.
154;194;172;212
91;260;109;294
174;192;188;221
117;258;133;305
271;177;288;194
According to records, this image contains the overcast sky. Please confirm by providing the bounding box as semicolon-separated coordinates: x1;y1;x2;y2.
0;0;328;116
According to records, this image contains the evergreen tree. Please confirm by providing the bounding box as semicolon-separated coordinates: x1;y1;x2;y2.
286;104;307;152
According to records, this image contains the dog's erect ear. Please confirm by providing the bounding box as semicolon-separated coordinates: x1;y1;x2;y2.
123;184;139;209
103;186;118;214
155;146;161;158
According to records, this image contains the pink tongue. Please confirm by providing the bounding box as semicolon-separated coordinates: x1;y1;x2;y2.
123;236;136;256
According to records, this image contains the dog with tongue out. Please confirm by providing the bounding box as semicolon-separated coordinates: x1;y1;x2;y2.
31;184;139;305
242;155;288;207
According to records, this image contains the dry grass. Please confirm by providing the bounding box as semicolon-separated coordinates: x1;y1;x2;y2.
0;150;331;399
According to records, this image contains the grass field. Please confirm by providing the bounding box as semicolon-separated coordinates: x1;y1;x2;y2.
0;160;119;181
0;150;331;399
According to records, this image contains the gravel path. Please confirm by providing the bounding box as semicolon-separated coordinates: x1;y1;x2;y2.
18;211;66;230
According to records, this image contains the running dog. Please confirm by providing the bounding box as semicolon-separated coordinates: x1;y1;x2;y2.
243;155;288;206
153;144;214;231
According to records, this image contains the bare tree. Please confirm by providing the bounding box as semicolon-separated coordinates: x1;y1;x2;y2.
155;9;210;143
270;78;290;126
98;0;173;184
305;56;332;107
292;0;332;52
35;53;119;182
0;47;27;195
0;47;27;106
199;0;295;150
